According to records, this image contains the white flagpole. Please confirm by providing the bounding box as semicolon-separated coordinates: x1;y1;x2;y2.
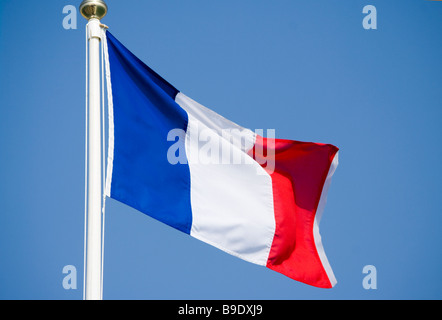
80;0;108;300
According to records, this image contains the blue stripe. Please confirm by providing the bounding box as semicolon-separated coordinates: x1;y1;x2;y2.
106;31;193;234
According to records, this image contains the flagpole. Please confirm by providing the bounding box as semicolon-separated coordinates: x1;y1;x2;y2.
80;0;108;300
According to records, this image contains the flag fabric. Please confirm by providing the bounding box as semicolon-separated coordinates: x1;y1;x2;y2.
103;31;339;288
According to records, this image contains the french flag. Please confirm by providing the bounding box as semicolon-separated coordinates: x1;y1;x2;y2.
103;31;339;288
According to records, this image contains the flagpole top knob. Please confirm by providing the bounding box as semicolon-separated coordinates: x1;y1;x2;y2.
80;0;108;20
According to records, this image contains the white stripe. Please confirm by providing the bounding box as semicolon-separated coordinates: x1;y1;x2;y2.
313;152;339;287
102;32;115;197
175;93;276;266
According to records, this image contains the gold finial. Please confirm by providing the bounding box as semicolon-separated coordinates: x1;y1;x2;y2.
79;0;108;20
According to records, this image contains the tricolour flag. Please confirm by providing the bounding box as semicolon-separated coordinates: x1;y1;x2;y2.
103;31;339;288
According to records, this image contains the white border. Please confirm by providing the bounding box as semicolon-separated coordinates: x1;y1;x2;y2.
313;151;339;287
102;30;114;197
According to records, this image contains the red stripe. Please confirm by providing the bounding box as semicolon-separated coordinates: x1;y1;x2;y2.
249;136;338;288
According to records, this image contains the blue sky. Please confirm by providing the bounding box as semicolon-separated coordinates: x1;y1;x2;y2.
0;0;441;300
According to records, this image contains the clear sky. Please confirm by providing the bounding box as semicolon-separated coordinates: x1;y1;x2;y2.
0;0;441;300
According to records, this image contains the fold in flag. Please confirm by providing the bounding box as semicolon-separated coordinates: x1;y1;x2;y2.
103;31;339;288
